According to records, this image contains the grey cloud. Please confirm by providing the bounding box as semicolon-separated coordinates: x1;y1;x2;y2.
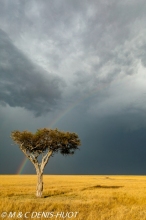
76;0;146;79
0;29;64;116
0;0;146;113
1;0;146;84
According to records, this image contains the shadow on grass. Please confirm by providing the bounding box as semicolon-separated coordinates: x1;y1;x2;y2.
44;191;66;198
82;185;123;190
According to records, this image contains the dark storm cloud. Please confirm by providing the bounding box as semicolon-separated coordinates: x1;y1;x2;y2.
36;107;146;175
0;29;64;116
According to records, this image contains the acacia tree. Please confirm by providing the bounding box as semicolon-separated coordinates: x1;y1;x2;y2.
11;128;81;197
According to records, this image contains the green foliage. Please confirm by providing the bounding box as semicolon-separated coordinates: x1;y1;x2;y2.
11;128;81;156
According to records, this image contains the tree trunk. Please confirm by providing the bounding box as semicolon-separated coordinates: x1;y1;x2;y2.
36;171;43;197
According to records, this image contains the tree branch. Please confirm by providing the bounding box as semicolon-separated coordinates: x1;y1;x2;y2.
40;150;53;172
20;143;39;170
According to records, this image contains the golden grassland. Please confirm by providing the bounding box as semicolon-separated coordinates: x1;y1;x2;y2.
1;175;146;220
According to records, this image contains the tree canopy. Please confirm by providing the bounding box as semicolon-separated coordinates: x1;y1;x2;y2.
11;128;81;156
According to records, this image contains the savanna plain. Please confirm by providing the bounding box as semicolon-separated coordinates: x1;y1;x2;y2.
1;175;146;220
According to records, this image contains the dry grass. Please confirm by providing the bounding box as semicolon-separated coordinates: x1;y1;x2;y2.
1;175;146;219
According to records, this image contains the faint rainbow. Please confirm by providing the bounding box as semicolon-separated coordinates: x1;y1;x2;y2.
48;83;108;128
17;157;28;174
17;83;108;174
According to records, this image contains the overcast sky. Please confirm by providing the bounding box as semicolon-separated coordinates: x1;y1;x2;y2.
1;0;146;174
